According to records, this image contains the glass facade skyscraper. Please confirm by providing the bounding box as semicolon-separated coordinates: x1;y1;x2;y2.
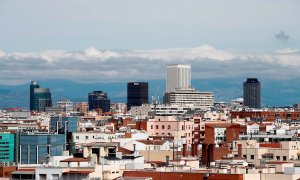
127;82;148;110
30;81;52;111
88;91;110;112
243;78;261;108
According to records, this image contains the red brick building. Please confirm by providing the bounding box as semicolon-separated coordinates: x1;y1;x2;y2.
123;170;244;180
202;123;241;166
231;111;300;121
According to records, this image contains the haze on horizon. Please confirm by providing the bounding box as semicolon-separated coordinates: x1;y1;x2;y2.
0;0;299;85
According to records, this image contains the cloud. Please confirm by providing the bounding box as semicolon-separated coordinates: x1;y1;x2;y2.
0;45;300;85
275;31;290;43
83;47;121;60
275;48;299;54
129;45;235;61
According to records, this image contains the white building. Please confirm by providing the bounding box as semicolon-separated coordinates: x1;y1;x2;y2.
166;64;191;92
163;88;214;109
57;99;74;112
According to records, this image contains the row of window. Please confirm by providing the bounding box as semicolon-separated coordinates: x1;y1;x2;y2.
75;135;124;140
0;142;9;144
150;125;193;130
243;154;288;161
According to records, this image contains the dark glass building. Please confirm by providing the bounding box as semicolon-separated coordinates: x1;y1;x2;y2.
30;81;52;111
50;116;79;134
88;91;110;112
127;82;149;110
20;134;66;164
243;78;261;108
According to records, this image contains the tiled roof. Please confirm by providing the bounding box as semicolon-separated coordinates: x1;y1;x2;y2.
117;147;134;155
60;157;89;162
137;139;166;145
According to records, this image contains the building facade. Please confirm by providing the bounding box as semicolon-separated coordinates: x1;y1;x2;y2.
29;81;52;112
127;82;148;110
166;64;191;92
163;88;214;109
243;78;261;108
20;134;66;164
50;116;79;134
88;91;110;112
0;133;15;163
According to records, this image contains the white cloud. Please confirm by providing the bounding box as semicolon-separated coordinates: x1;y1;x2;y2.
0;45;300;85
83;46;121;60
129;45;235;61
275;48;300;54
0;50;6;58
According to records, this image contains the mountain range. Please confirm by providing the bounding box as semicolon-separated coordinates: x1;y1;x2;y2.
0;78;299;109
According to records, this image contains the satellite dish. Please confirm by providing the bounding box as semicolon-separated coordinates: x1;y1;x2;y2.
243;162;248;167
179;160;185;165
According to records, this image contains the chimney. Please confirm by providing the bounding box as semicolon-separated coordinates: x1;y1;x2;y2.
238;144;242;158
133;144;136;152
166;155;170;166
191;144;195;156
194;144;198;156
182;144;187;157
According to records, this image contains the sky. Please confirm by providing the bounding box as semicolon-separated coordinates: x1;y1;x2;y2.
0;0;299;85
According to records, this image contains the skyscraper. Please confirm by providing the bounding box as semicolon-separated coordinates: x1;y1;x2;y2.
88;91;110;112
30;81;52;111
166;64;191;92
243;78;261;108
30;81;39;111
127;82;149;110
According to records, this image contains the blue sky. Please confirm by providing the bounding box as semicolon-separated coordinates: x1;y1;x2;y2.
0;0;299;52
0;0;299;85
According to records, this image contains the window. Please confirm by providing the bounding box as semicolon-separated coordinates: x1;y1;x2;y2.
276;156;280;160
151;125;153;129
243;155;247;159
76;136;79;140
156;125;159;129
251;155;254;160
283;156;287;161
168;125;171;129
52;174;59;180
85;136;89;140
162;125;165;129
39;174;46;180
182;125;184;130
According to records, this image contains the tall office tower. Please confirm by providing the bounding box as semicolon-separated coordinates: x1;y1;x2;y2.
30;81;52;111
127;82;148;110
88;91;110;112
243;78;261;108
166;64;191;92
30;81;39;111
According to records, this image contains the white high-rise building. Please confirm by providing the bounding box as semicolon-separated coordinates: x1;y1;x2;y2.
166;64;191;92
